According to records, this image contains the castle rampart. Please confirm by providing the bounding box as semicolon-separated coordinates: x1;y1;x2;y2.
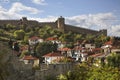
65;24;99;35
35;63;74;80
0;17;107;36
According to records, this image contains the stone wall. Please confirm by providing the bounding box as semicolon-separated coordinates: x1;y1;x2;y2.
35;63;75;80
0;17;107;36
65;24;99;35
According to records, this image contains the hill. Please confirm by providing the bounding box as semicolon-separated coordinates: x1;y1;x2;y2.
0;42;34;80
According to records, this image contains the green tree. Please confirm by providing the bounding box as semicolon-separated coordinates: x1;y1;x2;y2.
39;25;54;39
74;34;82;42
6;24;16;30
19;50;29;58
65;42;74;49
88;66;120;80
59;31;74;42
24;35;29;44
0;29;4;36
26;30;34;37
107;53;120;68
57;74;67;80
14;29;25;40
36;42;57;58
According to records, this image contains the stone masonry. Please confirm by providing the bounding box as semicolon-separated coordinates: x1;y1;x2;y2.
0;16;107;36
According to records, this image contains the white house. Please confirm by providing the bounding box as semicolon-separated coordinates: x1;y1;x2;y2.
85;43;95;49
73;46;88;61
46;37;60;43
29;36;43;45
23;55;39;67
101;41;112;54
42;52;64;64
58;47;72;57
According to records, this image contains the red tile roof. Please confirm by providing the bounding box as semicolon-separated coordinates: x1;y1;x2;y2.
104;41;112;45
58;48;71;51
81;52;88;54
46;37;58;41
90;53;104;57
43;52;63;57
92;48;102;51
20;45;28;51
29;36;40;40
73;46;83;50
23;55;38;60
74;40;83;45
67;57;75;61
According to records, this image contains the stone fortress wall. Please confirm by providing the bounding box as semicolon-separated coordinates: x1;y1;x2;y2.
0;16;107;36
35;63;75;80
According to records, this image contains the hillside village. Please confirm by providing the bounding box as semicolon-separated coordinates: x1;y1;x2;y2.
6;31;120;80
0;17;120;80
8;34;120;66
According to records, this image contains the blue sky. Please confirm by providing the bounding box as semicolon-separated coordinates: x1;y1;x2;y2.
0;0;120;36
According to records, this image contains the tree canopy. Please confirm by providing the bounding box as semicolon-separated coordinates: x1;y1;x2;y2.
14;29;25;40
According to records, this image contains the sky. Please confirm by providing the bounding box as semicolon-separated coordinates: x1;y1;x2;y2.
0;0;120;36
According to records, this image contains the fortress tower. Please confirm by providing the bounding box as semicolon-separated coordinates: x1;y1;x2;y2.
57;16;65;32
99;29;107;36
22;17;27;22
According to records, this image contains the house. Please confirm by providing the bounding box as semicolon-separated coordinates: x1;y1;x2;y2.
81;40;95;49
111;48;120;54
19;45;29;53
91;48;103;54
46;37;60;43
103;41;112;48
73;46;88;61
58;42;69;48
89;53;106;66
89;53;105;59
29;36;43;45
85;43;95;49
58;47;72;57
74;40;83;47
42;52;64;64
101;41;112;54
23;55;39;67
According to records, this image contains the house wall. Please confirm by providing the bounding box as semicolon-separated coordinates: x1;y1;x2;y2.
33;59;39;67
29;40;39;45
111;49;120;53
44;57;63;64
85;44;95;49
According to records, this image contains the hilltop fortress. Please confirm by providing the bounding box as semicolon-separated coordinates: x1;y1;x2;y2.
0;16;107;36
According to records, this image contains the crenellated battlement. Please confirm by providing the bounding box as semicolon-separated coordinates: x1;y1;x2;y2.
0;17;107;36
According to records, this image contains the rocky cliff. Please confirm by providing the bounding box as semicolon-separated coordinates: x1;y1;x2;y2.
0;42;35;80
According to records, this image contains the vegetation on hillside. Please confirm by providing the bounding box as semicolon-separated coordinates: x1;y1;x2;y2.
0;42;10;80
1;24;120;80
46;53;120;80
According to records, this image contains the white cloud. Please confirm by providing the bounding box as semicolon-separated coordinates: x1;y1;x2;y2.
110;25;120;36
65;13;120;36
9;2;40;14
32;0;47;5
0;2;41;19
66;13;115;29
28;16;57;22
